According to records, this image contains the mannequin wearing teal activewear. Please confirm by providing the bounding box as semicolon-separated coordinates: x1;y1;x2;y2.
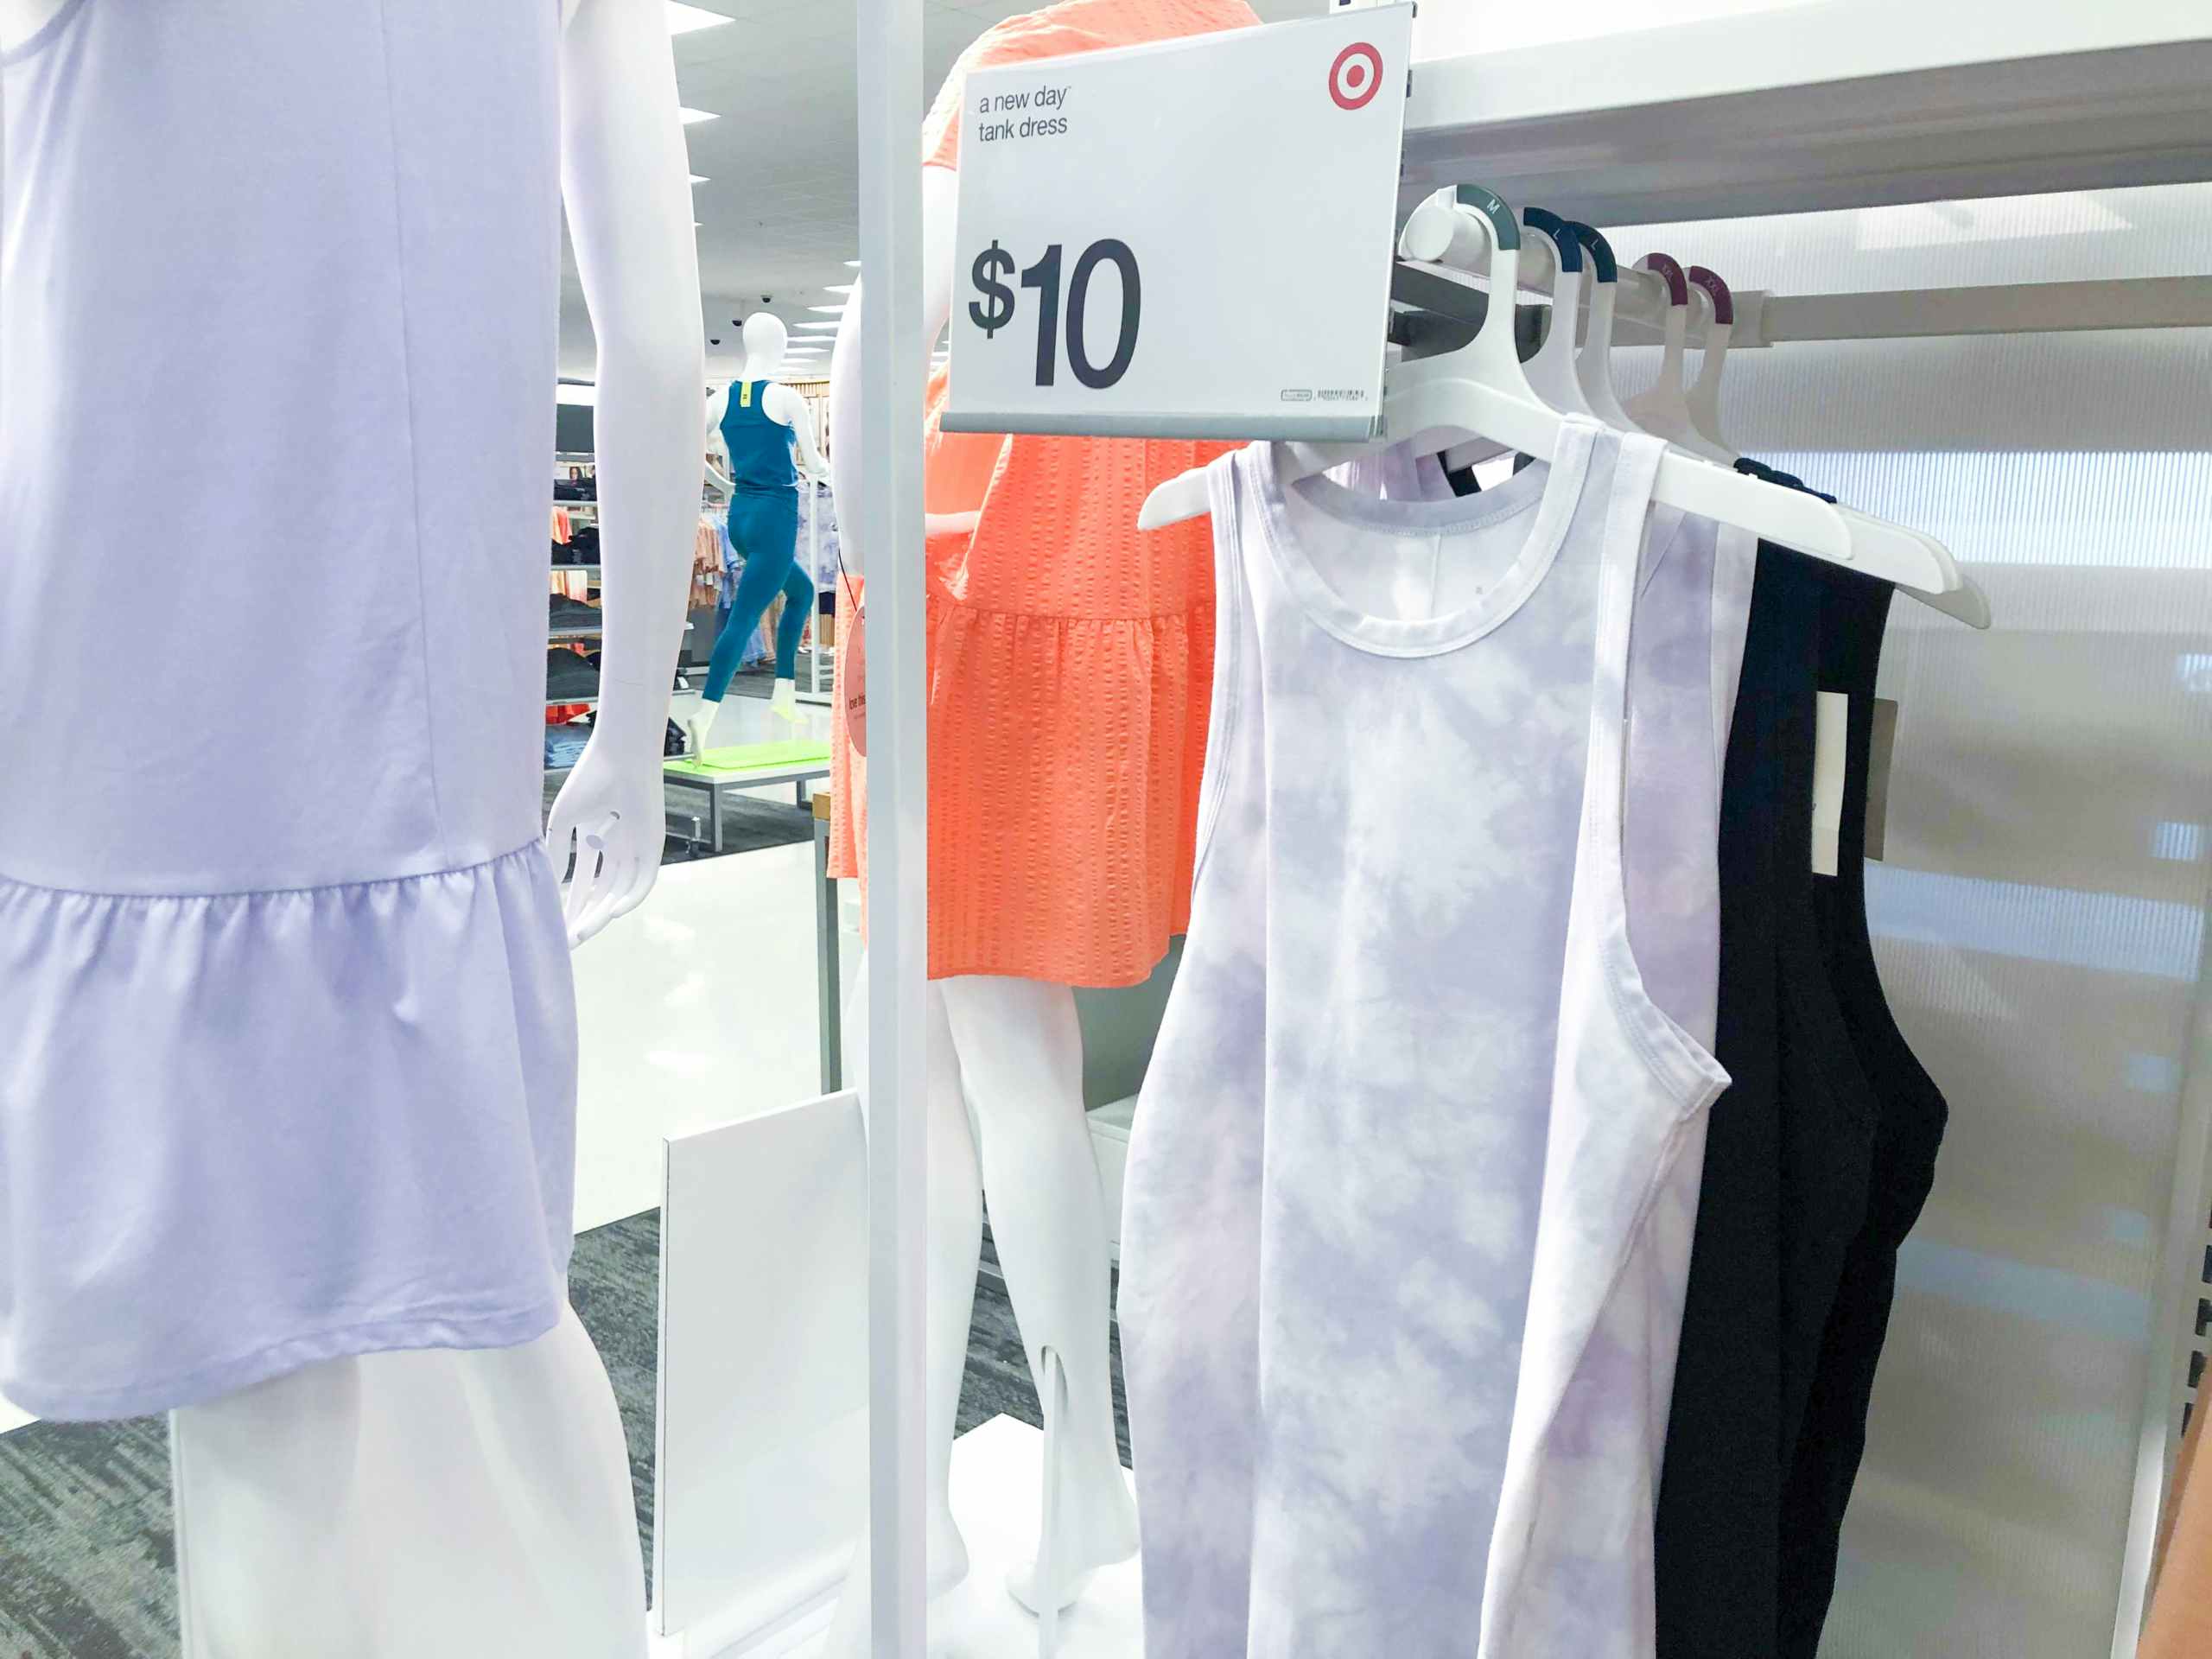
689;315;828;751
703;378;808;699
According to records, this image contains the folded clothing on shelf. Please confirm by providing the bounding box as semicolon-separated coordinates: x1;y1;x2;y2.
543;721;592;770
544;646;600;702
549;595;602;630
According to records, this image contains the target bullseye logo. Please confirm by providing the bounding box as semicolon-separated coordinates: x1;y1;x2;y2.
1329;41;1383;111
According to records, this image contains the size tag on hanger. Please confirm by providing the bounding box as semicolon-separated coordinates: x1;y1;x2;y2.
944;7;1414;442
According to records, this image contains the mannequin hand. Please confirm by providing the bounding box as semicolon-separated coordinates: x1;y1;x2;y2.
543;726;665;948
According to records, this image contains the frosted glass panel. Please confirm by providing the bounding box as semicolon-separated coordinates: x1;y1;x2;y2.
1605;187;2212;1657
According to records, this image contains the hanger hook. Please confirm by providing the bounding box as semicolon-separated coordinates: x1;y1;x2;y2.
1637;251;1689;308
1564;221;1618;284
1686;264;1734;326
1521;207;1583;275
1453;184;1522;251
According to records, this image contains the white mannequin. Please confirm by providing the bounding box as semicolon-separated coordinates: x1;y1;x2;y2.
127;3;699;1654
688;310;828;751
540;3;710;946
820;163;1138;1646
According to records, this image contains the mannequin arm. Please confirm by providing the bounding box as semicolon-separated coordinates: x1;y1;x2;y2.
703;383;734;493
828;164;960;578
770;384;830;480
543;0;703;946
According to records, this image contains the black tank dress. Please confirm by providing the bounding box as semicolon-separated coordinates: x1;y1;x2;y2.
1656;545;1885;1657
1773;565;1952;1658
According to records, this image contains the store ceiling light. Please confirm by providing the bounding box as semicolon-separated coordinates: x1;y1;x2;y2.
666;3;733;34
824;283;855;296
795;321;842;331
679;107;719;124
690;174;708;185
556;384;597;407
806;304;847;315
844;260;862;270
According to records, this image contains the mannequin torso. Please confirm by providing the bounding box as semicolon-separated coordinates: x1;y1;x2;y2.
703;311;826;492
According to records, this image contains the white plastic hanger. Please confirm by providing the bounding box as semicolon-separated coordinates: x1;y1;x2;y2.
1393;195;1555;475
1674;260;1992;628
1623;253;1737;465
1426;206;1601;475
1566;221;1642;435
1683;264;1736;455
1519;208;1599;423
1140;188;1963;605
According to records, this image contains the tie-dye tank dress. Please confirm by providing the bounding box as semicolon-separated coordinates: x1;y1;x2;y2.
1122;423;1738;1656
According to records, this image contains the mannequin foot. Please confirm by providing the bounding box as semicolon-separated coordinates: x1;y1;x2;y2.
769;677;802;723
1003;1461;1137;1616
1005;1560;1097;1616
684;700;721;757
929;1503;972;1596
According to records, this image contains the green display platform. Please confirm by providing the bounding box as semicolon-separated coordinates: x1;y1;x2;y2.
665;738;832;778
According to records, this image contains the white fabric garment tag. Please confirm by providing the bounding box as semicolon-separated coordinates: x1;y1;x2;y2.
1811;690;1847;876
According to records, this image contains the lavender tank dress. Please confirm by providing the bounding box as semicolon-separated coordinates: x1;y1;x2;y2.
1121;423;1741;1656
0;0;578;1420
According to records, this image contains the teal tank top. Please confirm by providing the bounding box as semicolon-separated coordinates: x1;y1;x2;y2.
718;380;798;494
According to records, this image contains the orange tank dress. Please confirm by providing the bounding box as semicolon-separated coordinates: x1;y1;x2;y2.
827;0;1257;988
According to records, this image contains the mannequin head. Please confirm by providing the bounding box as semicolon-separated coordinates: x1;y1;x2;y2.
741;312;790;383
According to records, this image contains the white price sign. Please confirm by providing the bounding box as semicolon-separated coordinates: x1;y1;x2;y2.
943;6;1414;442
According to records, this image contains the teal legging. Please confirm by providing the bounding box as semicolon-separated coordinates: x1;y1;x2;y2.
704;487;809;700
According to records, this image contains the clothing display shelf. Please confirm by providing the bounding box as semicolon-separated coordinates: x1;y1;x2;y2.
829;5;2212;1656
1387;0;2212;226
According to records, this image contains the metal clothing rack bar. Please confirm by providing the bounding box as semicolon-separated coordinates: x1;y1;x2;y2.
1392;262;2212;352
1754;276;2212;344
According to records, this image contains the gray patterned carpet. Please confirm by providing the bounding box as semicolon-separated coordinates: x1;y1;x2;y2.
0;1216;1121;1658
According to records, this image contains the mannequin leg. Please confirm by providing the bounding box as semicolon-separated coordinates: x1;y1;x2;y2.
938;974;1138;1588
171;1305;643;1659
822;970;985;1652
772;562;815;682
700;506;798;704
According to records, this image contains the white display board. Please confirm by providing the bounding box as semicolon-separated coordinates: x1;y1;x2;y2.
944;6;1414;442
653;1091;868;1654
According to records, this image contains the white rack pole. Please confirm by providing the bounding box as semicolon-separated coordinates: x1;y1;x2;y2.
857;0;929;1653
